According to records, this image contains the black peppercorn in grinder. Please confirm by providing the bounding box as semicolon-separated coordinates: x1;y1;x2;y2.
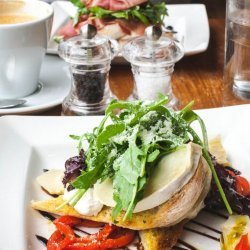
58;24;118;115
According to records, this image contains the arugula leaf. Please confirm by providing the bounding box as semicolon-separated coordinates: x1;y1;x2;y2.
96;123;125;149
114;144;143;184
70;0;85;8
180;102;232;215
89;6;112;18
105;100;135;115
69;134;81;140
72;148;107;189
112;140;146;220
111;11;129;19
131;9;149;25
147;149;160;162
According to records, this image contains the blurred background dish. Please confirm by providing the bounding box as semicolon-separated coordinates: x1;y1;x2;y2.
47;1;209;61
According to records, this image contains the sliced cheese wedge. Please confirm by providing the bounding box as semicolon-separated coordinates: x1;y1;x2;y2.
94;142;202;213
36;169;64;195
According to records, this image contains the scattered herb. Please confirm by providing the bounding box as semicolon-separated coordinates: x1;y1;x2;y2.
68;95;232;220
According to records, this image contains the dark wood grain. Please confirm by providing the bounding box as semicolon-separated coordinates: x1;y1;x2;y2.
39;0;250;116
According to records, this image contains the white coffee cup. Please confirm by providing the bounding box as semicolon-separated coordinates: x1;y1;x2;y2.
0;0;53;99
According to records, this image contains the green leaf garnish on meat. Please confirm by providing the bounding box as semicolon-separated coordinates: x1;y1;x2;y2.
70;95;233;220
70;0;167;25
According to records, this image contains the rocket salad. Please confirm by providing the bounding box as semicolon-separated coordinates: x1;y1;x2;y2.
62;95;232;220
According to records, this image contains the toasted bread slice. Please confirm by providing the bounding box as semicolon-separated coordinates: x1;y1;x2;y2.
139;222;185;250
31;158;211;230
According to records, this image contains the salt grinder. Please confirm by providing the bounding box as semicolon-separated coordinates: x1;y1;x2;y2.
58;24;118;115
122;25;184;108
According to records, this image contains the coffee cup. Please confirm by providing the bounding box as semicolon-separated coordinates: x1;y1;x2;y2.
0;0;53;99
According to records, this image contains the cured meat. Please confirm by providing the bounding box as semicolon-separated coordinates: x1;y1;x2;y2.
58;16;89;39
58;20;78;39
82;0;147;11
58;17;147;41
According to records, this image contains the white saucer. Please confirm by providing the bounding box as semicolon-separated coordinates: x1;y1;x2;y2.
0;55;70;115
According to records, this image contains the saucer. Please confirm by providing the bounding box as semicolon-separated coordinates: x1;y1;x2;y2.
0;55;70;115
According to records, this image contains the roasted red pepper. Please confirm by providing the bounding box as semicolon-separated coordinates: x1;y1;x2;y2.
236;233;250;250
235;176;250;197
80;220;104;228
47;216;135;250
47;230;66;250
227;170;250;197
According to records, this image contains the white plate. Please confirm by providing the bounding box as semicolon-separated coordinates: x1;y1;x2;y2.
47;2;209;59
1;104;250;249
0;55;70;115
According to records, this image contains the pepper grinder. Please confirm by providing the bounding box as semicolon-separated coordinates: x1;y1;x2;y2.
59;24;118;115
122;25;184;108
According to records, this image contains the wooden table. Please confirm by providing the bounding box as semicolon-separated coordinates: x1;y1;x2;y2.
41;0;249;116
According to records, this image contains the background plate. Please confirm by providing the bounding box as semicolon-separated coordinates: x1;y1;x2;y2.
1;105;250;249
47;2;209;60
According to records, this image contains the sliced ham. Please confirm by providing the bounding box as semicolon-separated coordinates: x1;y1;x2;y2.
58;19;79;39
58;15;89;39
57;17;147;41
81;0;147;11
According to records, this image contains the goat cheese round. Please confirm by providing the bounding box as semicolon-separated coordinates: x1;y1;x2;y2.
94;142;202;213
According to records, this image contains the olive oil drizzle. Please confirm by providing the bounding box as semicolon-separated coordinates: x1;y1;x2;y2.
177;239;198;250
35;235;48;246
38;210;56;221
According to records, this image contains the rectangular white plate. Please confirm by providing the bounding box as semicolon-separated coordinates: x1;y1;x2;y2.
48;2;209;60
1;104;250;249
